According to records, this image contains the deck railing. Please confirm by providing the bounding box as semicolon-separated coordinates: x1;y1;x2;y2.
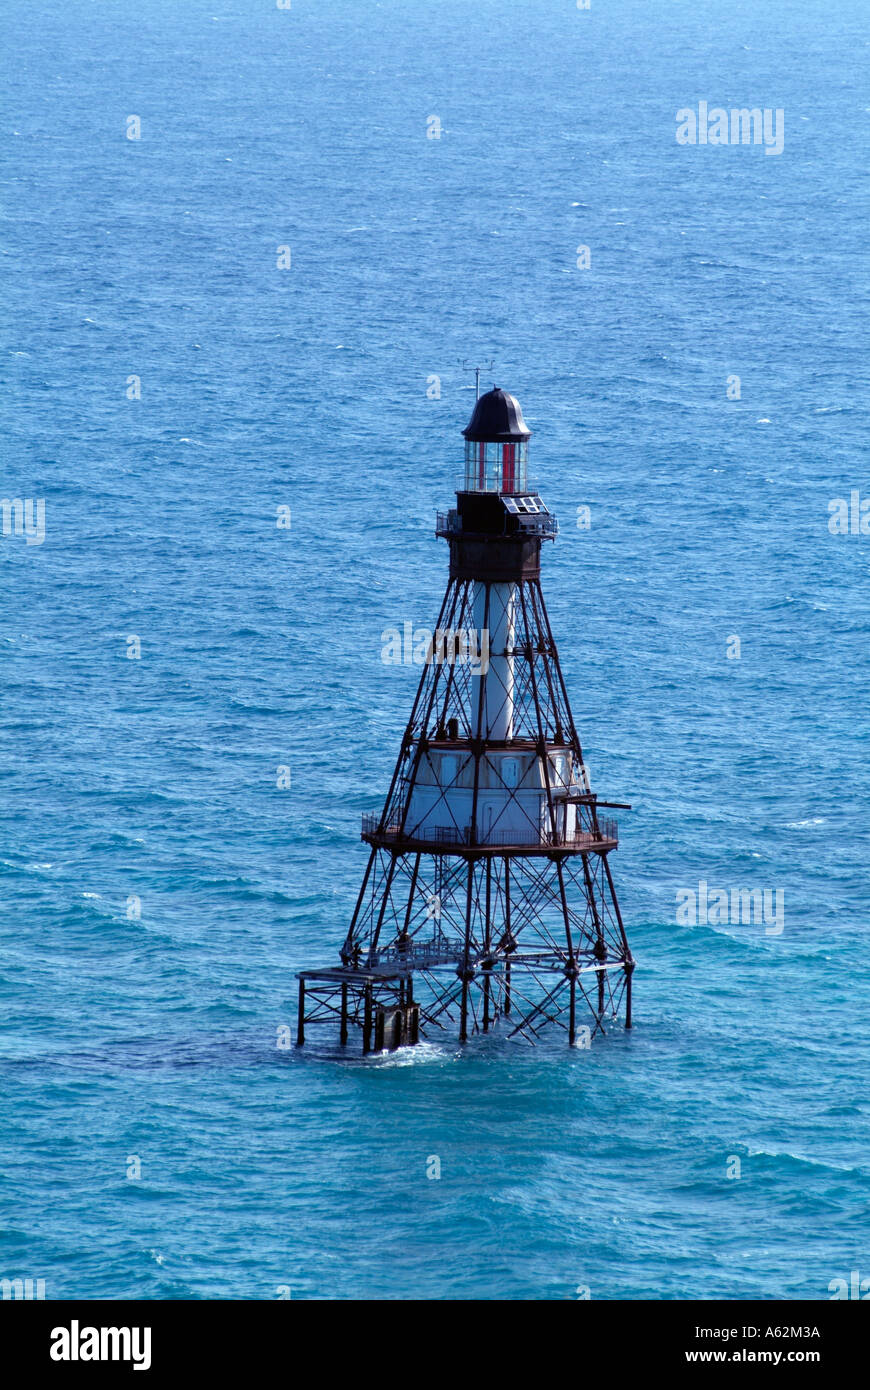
435;510;558;539
362;814;617;849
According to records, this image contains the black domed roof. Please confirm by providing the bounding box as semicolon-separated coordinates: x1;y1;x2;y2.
462;386;531;443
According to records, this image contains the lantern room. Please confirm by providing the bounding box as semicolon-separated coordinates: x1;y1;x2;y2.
462;386;531;493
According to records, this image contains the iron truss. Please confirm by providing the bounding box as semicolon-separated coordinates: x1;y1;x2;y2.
297;573;635;1052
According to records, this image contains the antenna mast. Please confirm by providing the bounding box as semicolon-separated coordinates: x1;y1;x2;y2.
462;358;495;400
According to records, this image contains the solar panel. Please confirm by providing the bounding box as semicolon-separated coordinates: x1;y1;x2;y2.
502;494;550;517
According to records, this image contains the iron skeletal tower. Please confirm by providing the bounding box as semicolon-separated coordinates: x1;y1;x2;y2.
297;388;635;1052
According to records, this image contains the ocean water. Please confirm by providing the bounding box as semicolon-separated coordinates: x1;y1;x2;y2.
2;0;869;1300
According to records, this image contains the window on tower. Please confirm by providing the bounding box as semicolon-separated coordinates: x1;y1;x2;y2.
502;757;520;788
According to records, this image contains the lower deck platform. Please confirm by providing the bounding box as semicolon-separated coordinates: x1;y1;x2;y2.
296;967;421;1053
296;948;634;1053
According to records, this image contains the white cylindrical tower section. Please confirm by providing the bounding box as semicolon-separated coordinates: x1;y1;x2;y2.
472;581;515;740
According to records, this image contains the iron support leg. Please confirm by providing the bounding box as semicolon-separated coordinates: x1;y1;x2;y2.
460;860;473;1044
296;979;305;1046
459;975;469;1044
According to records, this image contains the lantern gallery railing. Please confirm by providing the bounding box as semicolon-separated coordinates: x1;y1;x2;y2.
436;509;558;539
361;814;618;851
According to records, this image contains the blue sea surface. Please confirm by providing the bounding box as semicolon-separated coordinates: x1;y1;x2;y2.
1;0;869;1299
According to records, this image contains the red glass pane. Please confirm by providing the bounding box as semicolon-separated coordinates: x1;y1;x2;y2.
502;443;514;492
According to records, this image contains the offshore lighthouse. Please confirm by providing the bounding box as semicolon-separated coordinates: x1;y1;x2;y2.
297;387;635;1052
